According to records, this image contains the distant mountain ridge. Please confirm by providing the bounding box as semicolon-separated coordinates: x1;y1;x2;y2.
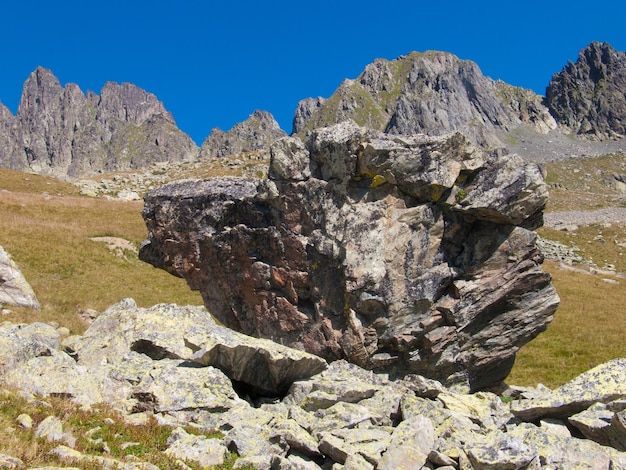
292;50;557;151
1;42;625;178
546;41;626;140
294;42;626;153
0;67;198;177
198;110;286;160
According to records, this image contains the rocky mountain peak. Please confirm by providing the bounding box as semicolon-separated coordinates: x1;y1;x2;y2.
19;67;64;108
0;67;198;177
292;50;556;150
292;97;326;134
18;67;66;131
98;81;173;126
546;41;626;139
199;109;286;159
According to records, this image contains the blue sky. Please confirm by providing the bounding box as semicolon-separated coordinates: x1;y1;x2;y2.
1;0;624;145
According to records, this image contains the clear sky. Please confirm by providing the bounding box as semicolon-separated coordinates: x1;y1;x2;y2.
1;0;624;145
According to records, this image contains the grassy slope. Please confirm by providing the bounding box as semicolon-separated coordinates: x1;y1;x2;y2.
508;260;626;386
508;152;626;387
0;168;202;334
1;152;625;388
0;387;244;469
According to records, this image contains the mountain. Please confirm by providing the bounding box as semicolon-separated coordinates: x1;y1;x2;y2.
2;42;626;179
198;110;286;159
546;41;626;140
0;67;199;177
292;50;557;151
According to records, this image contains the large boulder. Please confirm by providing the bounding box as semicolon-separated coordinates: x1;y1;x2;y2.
140;121;559;391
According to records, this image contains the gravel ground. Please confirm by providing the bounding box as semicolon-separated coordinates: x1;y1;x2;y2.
544;208;626;227
501;127;626;163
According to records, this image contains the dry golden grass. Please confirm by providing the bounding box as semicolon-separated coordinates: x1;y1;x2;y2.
506;153;626;387
0;168;82;195
0;169;202;334
508;260;626;388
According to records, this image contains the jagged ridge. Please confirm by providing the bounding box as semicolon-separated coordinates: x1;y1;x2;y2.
546;41;626;140
0;67;201;178
199;110;286;159
292;50;557;150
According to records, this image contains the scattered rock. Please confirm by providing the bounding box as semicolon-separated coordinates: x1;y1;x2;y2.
89;236;138;259
511;358;626;421
536;237;586;266
164;427;228;468
0;454;23;469
16;413;33;429
1;313;625;468
35;415;77;447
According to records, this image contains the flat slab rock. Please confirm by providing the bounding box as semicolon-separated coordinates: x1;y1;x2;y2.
70;299;327;396
511;358;626;421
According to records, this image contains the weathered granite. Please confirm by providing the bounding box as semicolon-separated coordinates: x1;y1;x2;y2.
164;427;228;468
0;321;59;375
69;298;326;396
140;120;559;391
511;358;626;421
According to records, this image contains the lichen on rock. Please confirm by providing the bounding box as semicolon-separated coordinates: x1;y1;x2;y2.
140;121;560;391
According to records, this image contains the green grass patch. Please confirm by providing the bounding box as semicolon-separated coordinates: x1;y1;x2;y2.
537;223;626;273
0;389;244;469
